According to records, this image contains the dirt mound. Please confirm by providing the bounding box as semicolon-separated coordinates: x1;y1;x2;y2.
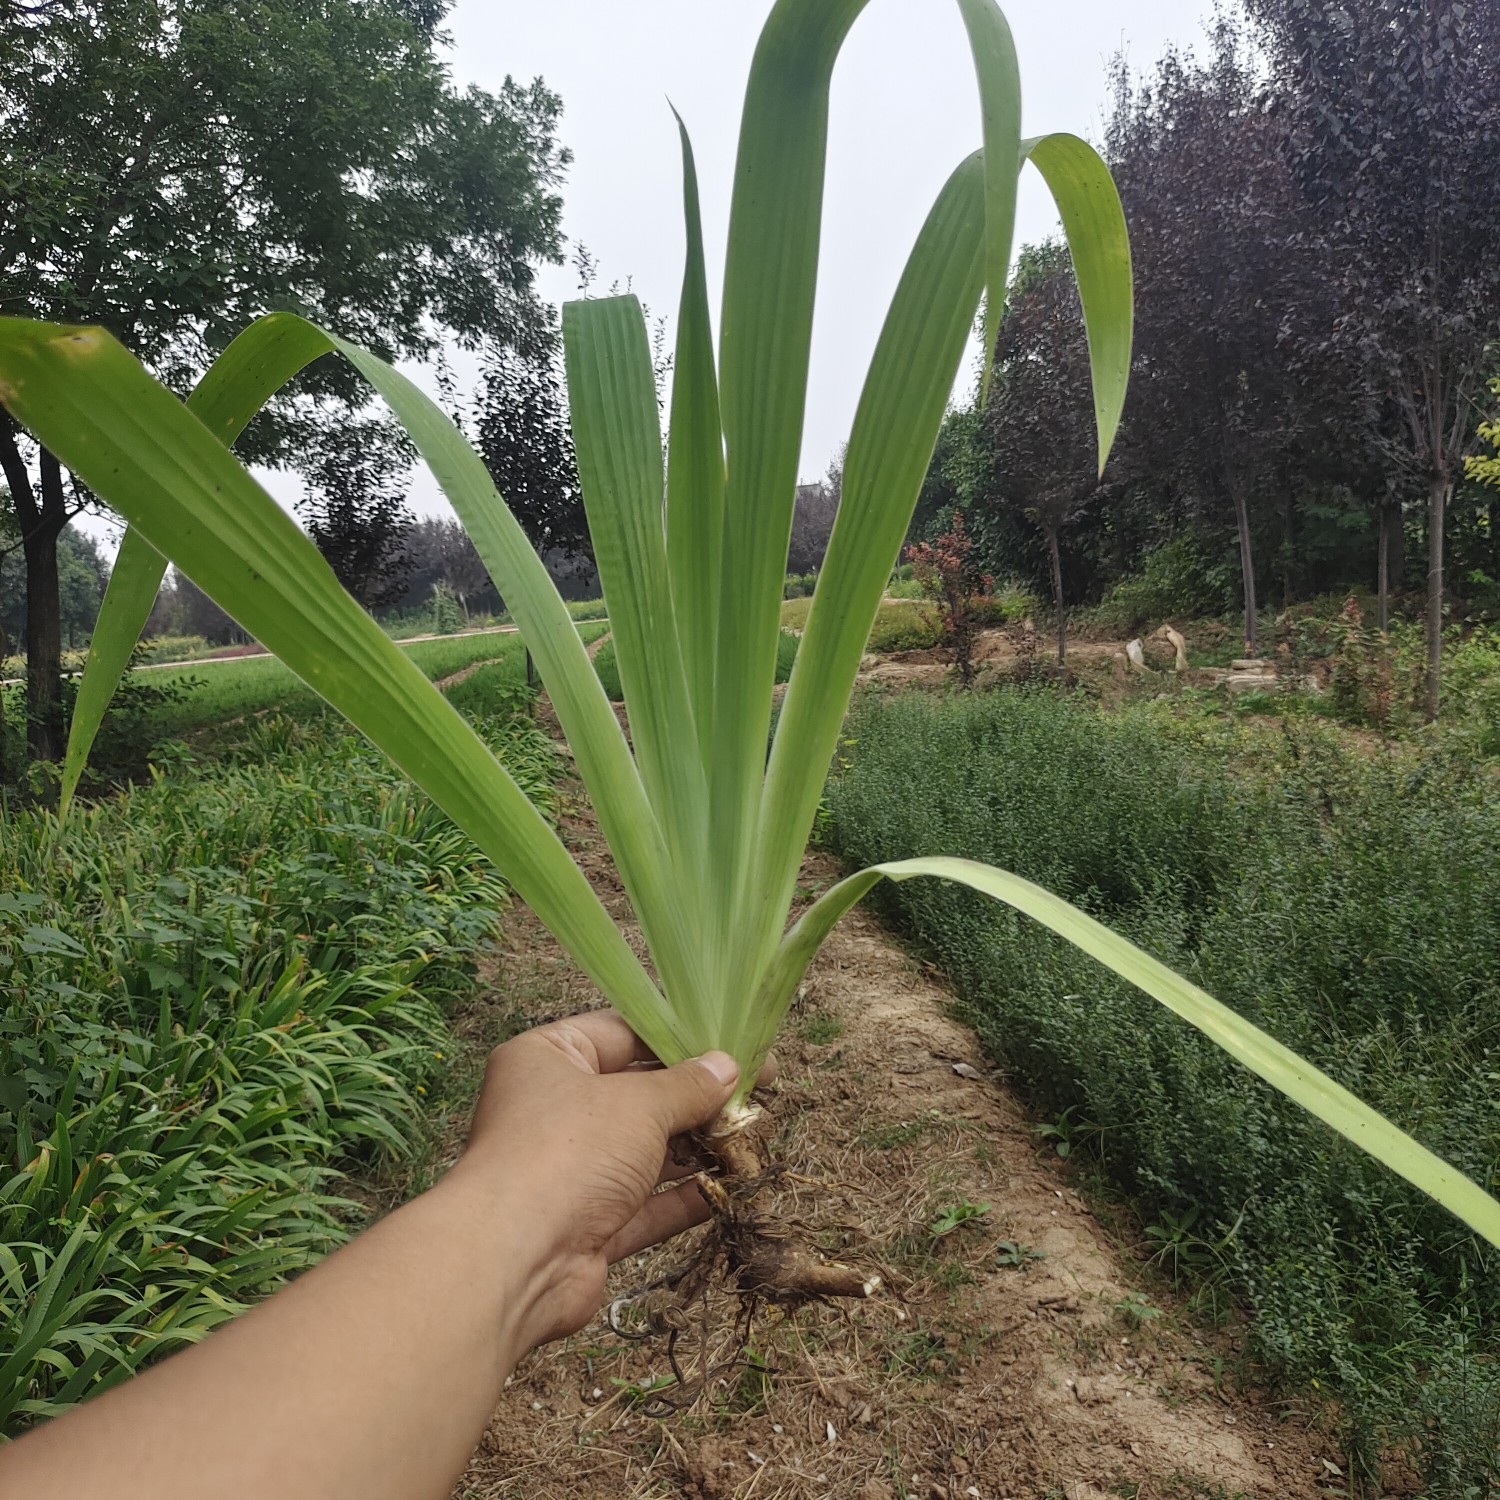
456;804;1340;1500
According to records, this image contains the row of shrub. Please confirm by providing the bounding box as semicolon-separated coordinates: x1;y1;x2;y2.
823;687;1500;1496
0;699;559;1431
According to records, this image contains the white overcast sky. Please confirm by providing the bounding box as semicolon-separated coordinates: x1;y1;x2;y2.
437;0;1216;489
87;0;1220;550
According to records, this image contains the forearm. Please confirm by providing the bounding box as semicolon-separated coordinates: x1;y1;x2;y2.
0;1017;739;1499
1;1165;547;1500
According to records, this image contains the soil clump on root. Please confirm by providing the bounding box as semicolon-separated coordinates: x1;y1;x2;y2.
453;771;1347;1500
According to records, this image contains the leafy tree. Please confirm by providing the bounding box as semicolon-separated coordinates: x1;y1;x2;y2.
1246;0;1500;713
907;512;992;688
393;516;498;621
0;514;107;650
910;407;982;546
0;0;568;758
1105;22;1313;656
986;243;1098;665
788;448;844;576
1467;378;1500;492
142;566;244;645
469;310;588;580
298;422;415;612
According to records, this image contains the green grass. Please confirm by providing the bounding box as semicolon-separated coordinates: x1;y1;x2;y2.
780;595;940;651
823;686;1500;1497
0;708;562;1431
796;1010;844;1045
139;625;608;740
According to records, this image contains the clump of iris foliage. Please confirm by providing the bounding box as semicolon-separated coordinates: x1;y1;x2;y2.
0;701;560;1430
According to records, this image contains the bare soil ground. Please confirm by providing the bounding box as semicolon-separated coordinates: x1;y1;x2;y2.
448;783;1343;1500
856;631;1130;691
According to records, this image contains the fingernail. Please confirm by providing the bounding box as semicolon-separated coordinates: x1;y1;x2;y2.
698;1051;739;1089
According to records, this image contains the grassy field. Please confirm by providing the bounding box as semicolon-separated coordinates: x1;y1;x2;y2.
823;685;1500;1496
142;624;608;740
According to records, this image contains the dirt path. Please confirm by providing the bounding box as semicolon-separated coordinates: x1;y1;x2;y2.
451;787;1339;1500
856;631;1132;691
432;657;508;693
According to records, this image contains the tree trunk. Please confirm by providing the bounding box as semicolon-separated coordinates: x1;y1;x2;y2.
25;451;68;762
1231;480;1258;656
1387;497;1405;599
24;513;65;762
1047;527;1066;670
0;423;71;764
1377;501;1391;634
1424;472;1449;721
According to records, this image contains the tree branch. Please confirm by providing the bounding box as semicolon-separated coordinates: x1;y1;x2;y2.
0;416;38;527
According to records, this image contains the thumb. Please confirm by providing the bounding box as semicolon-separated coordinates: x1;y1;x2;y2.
645;1051;739;1137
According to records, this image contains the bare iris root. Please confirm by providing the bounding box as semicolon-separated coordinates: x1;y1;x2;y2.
695;1108;882;1305
605;1102;881;1411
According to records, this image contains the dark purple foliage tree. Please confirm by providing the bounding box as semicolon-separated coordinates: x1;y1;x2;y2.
1245;0;1500;712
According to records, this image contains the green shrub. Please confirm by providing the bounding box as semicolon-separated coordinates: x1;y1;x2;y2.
866;601;942;653
1444;625;1500;756
429;581;465;635
992;579;1041;622
1092;535;1237;634
823;687;1500;1495
134;634;217;665
884;576;924;599
784;571;819;599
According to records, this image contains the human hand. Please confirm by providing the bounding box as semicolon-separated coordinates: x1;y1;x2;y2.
448;1011;742;1348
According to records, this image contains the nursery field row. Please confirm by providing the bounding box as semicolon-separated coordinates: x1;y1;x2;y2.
0;670;560;1430
824;685;1500;1492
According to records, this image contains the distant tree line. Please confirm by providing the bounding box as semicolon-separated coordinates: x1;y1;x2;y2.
919;0;1500;714
788;449;844;578
294;299;598;621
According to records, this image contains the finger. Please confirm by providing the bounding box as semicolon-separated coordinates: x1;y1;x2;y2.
605;1179;714;1263
545;1009;657;1075
637;1052;739;1138
756;1050;779;1088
